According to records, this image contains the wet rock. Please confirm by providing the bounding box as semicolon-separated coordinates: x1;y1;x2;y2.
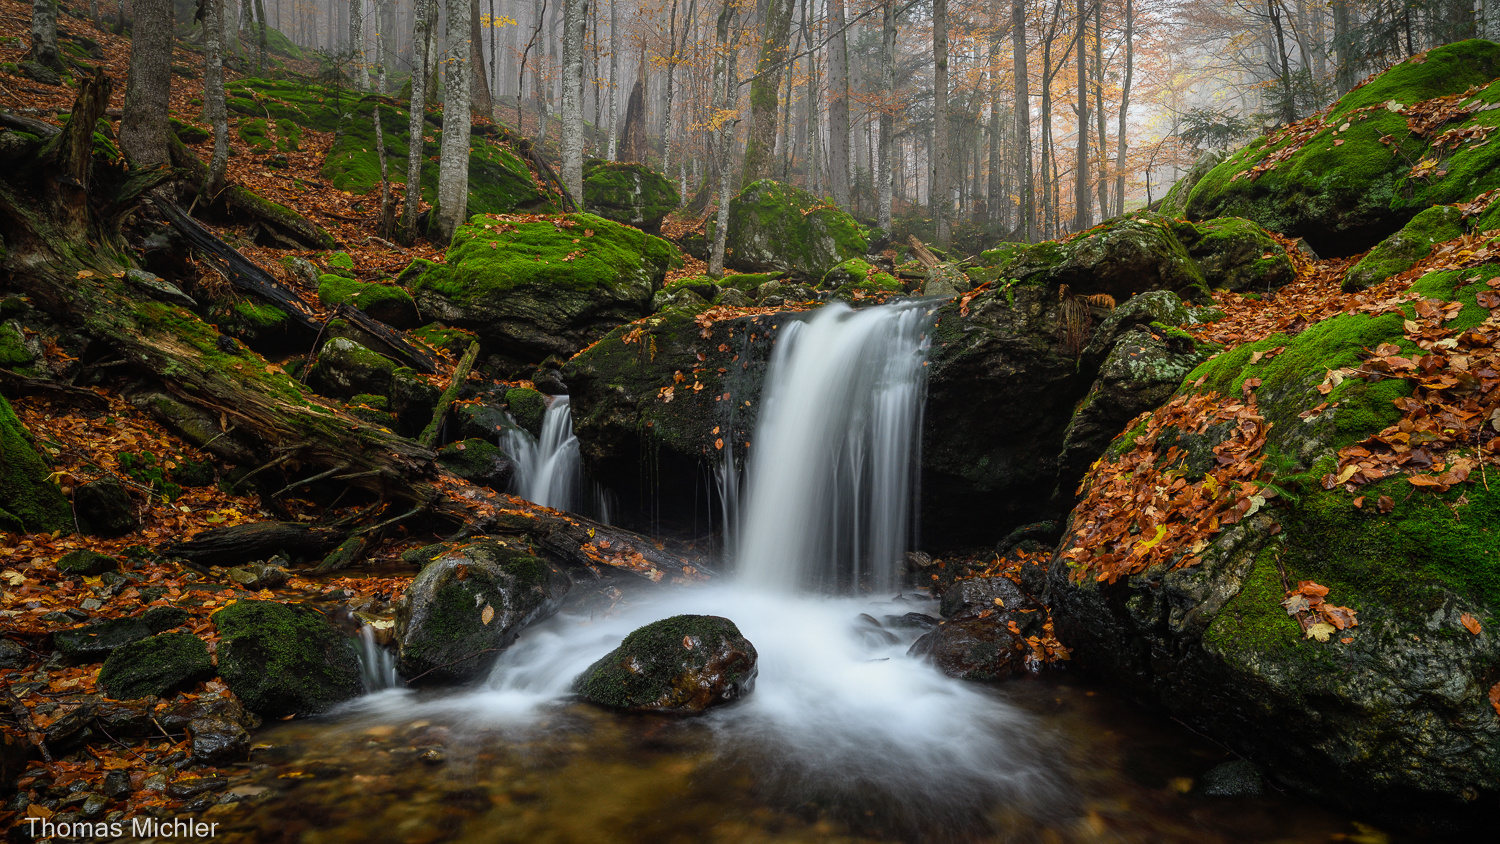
98;633;213;700
307;338;397;401
940;576;1038;620
436;439;514;491
157;694;260;733
167;775;230;799
74;476;138;536
395;540;571;686
725;180;867;280
94;699;159;738
389;366;441;436
187;717;250;765
102;770;132;799
884;612;940;631
226;562;289;591
79;792;108;820
582;160;680;235
55;607;190;663
43;704;98;746
1197;760;1264;798
574;615;757;713
454;388;523;441
0;639;30;669
908;617;1029;681
212;600;363;717
0;394;73;534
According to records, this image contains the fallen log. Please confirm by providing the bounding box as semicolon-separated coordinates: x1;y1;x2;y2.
164;522;350;566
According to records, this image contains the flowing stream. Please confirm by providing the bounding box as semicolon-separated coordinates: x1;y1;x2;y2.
235;303;1403;842
502;395;611;522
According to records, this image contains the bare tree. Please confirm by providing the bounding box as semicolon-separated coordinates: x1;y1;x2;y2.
741;0;796;187
403;0;437;240
827;0;851;207
607;0;620;159
1114;0;1133;217
120;0;176;167
435;0;475;241
1073;0;1090;232
203;0;230;199
561;0;587;203
933;0;951;244
877;0;896;231
709;0;742;276
1013;0;1034;241
349;0;368;91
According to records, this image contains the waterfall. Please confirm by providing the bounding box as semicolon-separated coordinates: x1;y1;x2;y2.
357;625;397;693
734;301;932;593
503;396;612;522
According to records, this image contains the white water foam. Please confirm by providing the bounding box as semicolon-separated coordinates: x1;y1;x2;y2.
502;395;611;522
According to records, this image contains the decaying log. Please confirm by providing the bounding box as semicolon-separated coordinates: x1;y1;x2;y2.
164;522;350;566
908;236;940;270
419;341;479;446
166;132;336;250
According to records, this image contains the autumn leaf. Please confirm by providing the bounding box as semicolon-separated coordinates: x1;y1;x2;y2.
1460;612;1483;635
481;604;494;625
1491;681;1500;717
1305;622;1336;642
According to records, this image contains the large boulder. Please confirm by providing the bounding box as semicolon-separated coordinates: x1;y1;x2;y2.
55;607;189;663
724;179;868;279
0;393;71;534
307;337;398;400
975;212;1210;304
211;600;363;717
401;213;681;363
583;160;680;235
1174;216;1296;292
574;615;757;713
1184;40;1500;256
1342;204;1466;292
98;633;214;700
1158;149;1226;218
1048;263;1500;827
395;539;572;685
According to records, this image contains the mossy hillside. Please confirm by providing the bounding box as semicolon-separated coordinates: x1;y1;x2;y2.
0;393;72;534
724;179;868;279
403;213;681;360
212;600;362;717
1185;40;1500;255
1343;205;1467;291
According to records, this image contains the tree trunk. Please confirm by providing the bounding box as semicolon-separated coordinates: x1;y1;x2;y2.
607;0;619;159
120;0;176;168
933;0;950;244
560;0;586;202
1073;0;1089;233
404;0;435;240
1013;0;1033;241
619;74;647;163
708;1;739;277
741;0;796;188
350;0;368;90
435;0;474;241
662;0;680;171
1113;0;1132;218
381;0;398;86
877;0;895;232
470;0;494;116
254;0;269;73
1332;0;1355;94
1270;0;1297;124
1093;0;1107;220
204;0;230;199
987;9;1003;227
29;0;61;70
827;0;851;208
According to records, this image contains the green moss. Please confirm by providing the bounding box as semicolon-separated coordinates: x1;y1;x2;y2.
0;393;71;534
724;180;868;278
349;393;389;411
661;275;719;298
506;387;547;435
409;323;479;356
582;161;681;229
720;273;775;292
211;600;362;717
274;118;301;152
170;117;210;145
574;615;755;711
56;549;118;575
232;301;288;329
1204;548;1316;665
326;251;355;271
97;633;214;700
237;118;273;151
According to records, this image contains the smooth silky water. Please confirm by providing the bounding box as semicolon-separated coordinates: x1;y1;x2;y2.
224;304;1417;843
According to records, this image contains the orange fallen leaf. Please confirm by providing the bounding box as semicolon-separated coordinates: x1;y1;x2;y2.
1461;612;1482;635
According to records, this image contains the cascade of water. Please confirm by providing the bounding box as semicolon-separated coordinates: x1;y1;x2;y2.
501;396;612;521
356;625;397;693
733;301;932;593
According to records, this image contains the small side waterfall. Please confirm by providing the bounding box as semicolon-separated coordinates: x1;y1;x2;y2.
734;302;931;593
503;396;612;522
357;625;397;693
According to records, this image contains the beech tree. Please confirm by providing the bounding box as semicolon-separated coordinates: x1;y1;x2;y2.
120;0;176;168
203;0;230;198
403;0;437;240
561;0;588;202
741;0;795;187
434;0;475;242
29;0;62;71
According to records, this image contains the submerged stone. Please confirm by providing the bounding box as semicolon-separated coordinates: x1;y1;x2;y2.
574;615;757;713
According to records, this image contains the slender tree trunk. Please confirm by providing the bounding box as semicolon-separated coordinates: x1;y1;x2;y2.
987;8;1003;226
350;0;368;90
403;0;435;240
561;0;586;202
1270;0;1297;124
607;0;619;159
383;0;398;83
1114;0;1131;217
1073;0;1089;233
374;0;388;93
804;10;820;196
591;3;601;153
202;0;230;201
741;0;796;188
471;0;494;115
435;0;474;241
120;0;176;168
255;0;269;72
1014;0;1034;241
827;0;851;208
878;0;895;232
1093;0;1107;219
933;0;950;244
709;1;739;277
1332;0;1354;94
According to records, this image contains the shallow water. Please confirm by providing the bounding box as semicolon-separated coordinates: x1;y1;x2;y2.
206;585;1419;844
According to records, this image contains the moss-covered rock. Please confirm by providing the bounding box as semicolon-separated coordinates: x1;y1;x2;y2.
724;180;868;280
307;337;396;400
1048;266;1500;825
505;387;548;437
170;117;210;145
435;439;514;491
55;607;189;663
1185;40;1500;255
0;393;70;534
1343;205;1466;292
583;160;680;234
403;213;681;362
1176;216;1296;292
212;600;362;717
1159;149;1226;218
98;633;213;700
395;539;571;685
820;258;901;295
316;274;420;328
55;549;118;576
573;615;757;713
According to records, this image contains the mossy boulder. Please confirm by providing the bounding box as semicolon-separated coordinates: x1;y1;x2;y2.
316;275;420;328
98;633;213;700
74;476;137;536
724;179;868;280
820;258;901;295
436;439;514;491
307;337;397;400
574;615;757;713
0;393;70;534
975;212;1210;304
583;160;680;234
1159;149;1226;218
55;607;189;663
0;321;41;377
212;600;363;717
395;539;571;686
1185;40;1500;256
1048;265;1500;825
1343;205;1467;292
402;213;682;362
55;549;118;576
504;387;547;437
1176;216;1296;292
